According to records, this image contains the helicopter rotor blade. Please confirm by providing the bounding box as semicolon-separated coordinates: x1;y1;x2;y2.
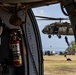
35;16;69;20
36;18;69;20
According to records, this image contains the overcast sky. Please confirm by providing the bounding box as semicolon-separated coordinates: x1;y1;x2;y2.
32;3;74;52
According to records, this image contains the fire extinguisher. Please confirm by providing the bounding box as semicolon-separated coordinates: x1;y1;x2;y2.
10;31;22;67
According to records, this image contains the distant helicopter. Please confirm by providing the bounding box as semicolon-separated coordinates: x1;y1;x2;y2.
42;22;73;39
36;16;73;46
36;16;73;38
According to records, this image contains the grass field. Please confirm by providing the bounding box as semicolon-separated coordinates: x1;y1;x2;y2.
44;55;76;75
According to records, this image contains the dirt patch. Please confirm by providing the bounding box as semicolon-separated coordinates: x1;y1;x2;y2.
59;68;76;72
44;55;76;75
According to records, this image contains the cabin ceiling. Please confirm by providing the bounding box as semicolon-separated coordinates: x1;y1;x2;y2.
0;0;59;8
0;0;43;3
0;0;58;3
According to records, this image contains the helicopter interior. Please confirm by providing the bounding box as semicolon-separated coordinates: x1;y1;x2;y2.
0;0;76;75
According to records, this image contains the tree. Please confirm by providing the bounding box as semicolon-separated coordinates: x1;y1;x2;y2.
47;51;50;56
44;51;50;56
65;41;76;55
59;51;64;55
45;51;47;55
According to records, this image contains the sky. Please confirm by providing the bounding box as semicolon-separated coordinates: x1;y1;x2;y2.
32;3;74;52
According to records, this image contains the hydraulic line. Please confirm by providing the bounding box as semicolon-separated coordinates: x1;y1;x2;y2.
60;3;68;16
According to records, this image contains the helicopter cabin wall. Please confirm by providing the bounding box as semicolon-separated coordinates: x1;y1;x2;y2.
0;8;12;27
0;8;12;62
0;8;19;29
0;8;28;75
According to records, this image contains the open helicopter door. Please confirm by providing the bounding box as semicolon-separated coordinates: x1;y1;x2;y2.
20;9;43;75
0;8;43;75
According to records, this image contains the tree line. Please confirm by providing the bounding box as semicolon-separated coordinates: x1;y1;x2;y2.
44;41;76;56
65;41;76;55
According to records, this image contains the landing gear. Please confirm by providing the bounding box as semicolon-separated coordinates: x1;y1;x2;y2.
48;35;51;38
57;35;61;39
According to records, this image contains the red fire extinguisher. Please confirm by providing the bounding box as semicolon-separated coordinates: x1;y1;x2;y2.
10;31;22;67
